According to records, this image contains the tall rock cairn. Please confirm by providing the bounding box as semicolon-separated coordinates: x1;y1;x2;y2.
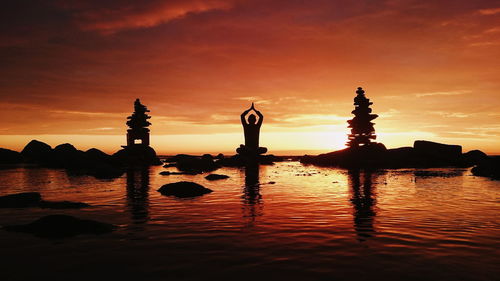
346;87;378;147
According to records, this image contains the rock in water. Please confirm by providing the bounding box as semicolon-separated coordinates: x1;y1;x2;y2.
158;181;213;198
414;140;462;165
21;140;52;163
471;157;500;180
3;215;115;238
205;174;230;181
0;192;42;208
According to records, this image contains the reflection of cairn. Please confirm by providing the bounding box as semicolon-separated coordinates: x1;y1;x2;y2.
126;99;151;147
347;87;378;147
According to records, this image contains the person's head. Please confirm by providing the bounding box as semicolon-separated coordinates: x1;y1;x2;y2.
248;114;257;124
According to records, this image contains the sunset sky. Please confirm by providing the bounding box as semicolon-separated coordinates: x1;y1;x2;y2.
1;0;499;155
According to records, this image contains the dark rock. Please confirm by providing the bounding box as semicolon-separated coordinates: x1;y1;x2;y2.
0;192;90;209
175;154;219;174
112;145;162;166
159;171;197;175
163;163;176;168
471;157;500;180
0;148;22;164
414;140;462;165
158;181;213;198
39;200;90;209
21;140;52;163
51;143;87;168
219;154;283;167
3;214;115;238
205;174;229;181
301;143;387;168
459;150;489;167
85;148;112;163
0;192;42;208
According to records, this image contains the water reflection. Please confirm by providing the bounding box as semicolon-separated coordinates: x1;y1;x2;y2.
126;168;150;224
348;170;378;242
242;163;263;225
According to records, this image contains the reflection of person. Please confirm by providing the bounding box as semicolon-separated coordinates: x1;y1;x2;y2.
237;103;267;156
242;163;263;224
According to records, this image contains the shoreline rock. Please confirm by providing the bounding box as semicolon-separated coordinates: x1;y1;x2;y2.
205;174;230;181
158;181;213;198
3;215;115;238
0;192;90;209
301;141;490;169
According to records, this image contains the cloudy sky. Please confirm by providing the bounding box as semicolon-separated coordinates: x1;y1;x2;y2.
1;0;499;154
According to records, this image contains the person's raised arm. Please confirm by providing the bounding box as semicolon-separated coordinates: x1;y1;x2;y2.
241;108;251;125
255;108;264;126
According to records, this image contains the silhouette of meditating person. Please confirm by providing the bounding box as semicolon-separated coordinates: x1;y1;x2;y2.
237;103;267;156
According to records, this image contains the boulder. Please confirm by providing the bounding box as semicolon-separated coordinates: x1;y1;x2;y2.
301;143;387;168
51;143;87;168
413;140;462;166
85;148;112;163
158;181;213;198
21;140;52;163
3;214;115;238
205;174;229;181
112;145;162;166
0;192;42;208
175;154;219;174
459;150;489;167
471;157;500;180
0;192;90;209
0;148;22;164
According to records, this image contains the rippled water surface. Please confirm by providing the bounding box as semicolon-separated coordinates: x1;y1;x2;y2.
0;162;499;281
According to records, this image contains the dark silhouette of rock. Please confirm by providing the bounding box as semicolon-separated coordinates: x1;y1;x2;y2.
3;214;115;238
159;171;197;175
163;163;176;168
301;143;387;168
414;140;462;165
0;192;90;209
157;181;213;198
173;154;219;174
21;140;52;163
219;154;283;167
112;145;162;167
0;192;42;208
205;174;229;181
459;150;489;167
0;148;22;164
85;148;112;162
51;143;87;168
301;140;473;169
471;157;500;180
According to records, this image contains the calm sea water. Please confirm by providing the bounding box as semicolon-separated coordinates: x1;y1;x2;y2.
0;162;498;281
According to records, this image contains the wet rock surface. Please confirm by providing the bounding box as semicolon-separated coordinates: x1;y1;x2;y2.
0;192;90;209
301;141;489;169
0;192;42;208
3;215;115;238
158;181;213;198
205;174;230;181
